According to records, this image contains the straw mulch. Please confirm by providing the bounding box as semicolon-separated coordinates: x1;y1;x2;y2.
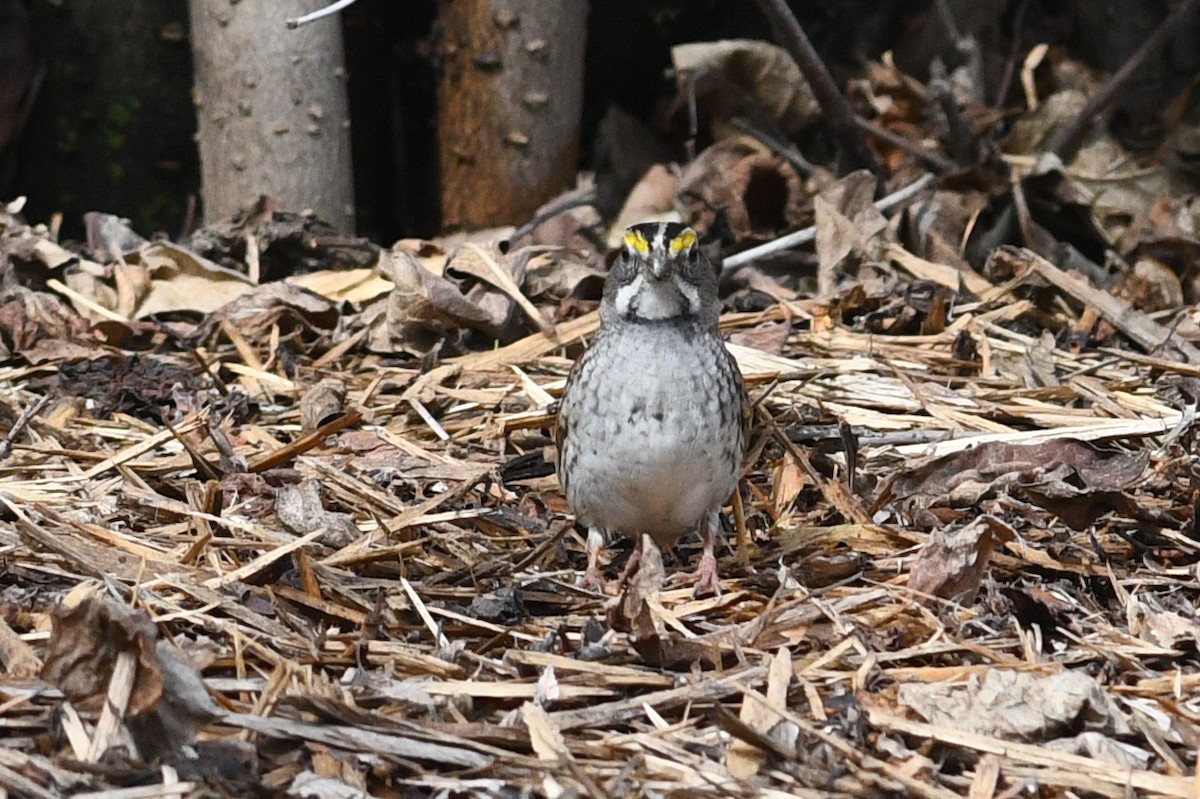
0;225;1198;798
5;29;1200;799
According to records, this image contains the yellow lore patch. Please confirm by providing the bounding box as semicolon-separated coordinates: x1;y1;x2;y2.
669;228;697;255
623;229;650;256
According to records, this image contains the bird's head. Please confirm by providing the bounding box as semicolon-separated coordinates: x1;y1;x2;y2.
602;222;719;325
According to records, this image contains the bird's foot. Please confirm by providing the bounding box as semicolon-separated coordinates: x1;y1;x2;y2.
580;564;607;593
690;551;722;598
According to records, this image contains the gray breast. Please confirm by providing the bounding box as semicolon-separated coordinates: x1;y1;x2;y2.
557;322;743;542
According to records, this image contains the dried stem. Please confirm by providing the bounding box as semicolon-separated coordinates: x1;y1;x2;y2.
1048;0;1200;159
751;0;879;176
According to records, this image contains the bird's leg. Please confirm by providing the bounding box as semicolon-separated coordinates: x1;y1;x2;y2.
691;511;722;597
581;526;607;591
615;533;644;589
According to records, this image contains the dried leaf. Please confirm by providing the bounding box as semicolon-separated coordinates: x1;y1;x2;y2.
907;515;1014;605
610;164;679;239
897;669;1131;741
276;480;359;548
129;241;255;318
889;439;1149;523
41;594;163;716
671;39;820;137
288;267;393;305
676;135;805;241
523;701;568;762
380;248;506;353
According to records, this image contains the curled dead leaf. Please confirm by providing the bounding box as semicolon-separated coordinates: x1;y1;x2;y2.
381;248;507;354
907;515;1014;605
299;378;347;433
275;479;358;548
671;39;820;138
41;594;163;717
677;136;806;242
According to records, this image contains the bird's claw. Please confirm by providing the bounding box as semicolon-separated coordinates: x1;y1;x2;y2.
690;552;722;598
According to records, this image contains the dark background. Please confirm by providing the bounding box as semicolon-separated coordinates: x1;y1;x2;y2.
4;0;1197;243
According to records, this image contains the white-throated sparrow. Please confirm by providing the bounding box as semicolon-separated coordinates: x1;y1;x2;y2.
556;221;748;595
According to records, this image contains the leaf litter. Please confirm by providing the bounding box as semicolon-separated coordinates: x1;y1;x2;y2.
3;17;1200;799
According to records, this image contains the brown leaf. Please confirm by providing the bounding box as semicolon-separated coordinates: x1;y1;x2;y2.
613;534;665;630
676;136;805;242
889;439;1149;518
380;248;507;354
671;39;820;137
629;600;724;671
299;378;347;433
1112;257;1184;313
897;668;1130;741
1129;598;1200;650
288;267;393;305
275;480;359;549
520;250;605;307
204;281;339;344
611;164;679;236
448;241;552;336
814;171;888;297
125;241;256;319
907;515;1014;605
41;593;163;716
0;289;95;361
728;320;791;356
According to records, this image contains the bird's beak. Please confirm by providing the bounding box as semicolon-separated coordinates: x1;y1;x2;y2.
647;252;671;281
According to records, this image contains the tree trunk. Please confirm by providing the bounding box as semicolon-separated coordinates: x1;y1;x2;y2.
188;0;354;232
437;0;587;229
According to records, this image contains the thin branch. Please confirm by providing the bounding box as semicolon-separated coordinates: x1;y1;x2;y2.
720;173;935;272
853;116;957;173
751;0;879;176
286;0;358;29
992;0;1031;110
0;394;50;461
1048;0;1200;159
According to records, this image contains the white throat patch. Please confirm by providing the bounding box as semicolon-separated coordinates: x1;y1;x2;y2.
614;273;701;320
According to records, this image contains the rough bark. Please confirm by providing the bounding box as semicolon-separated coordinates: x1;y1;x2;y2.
189;0;354;232
437;0;587;229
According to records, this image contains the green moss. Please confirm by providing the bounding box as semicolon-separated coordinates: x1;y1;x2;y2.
102;97;141;151
107;97;141;129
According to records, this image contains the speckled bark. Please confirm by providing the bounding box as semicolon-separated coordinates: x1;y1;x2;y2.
437;0;587;229
188;0;354;231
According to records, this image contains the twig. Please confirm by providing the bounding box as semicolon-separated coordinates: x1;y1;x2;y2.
928;78;972;166
286;0;358;29
932;0;985;103
504;186;596;247
0;394;50;461
721;173;935;271
992;0;1031;110
853;116;958;173
751;0;878;175
1048;0;1200;159
729;117;814;175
